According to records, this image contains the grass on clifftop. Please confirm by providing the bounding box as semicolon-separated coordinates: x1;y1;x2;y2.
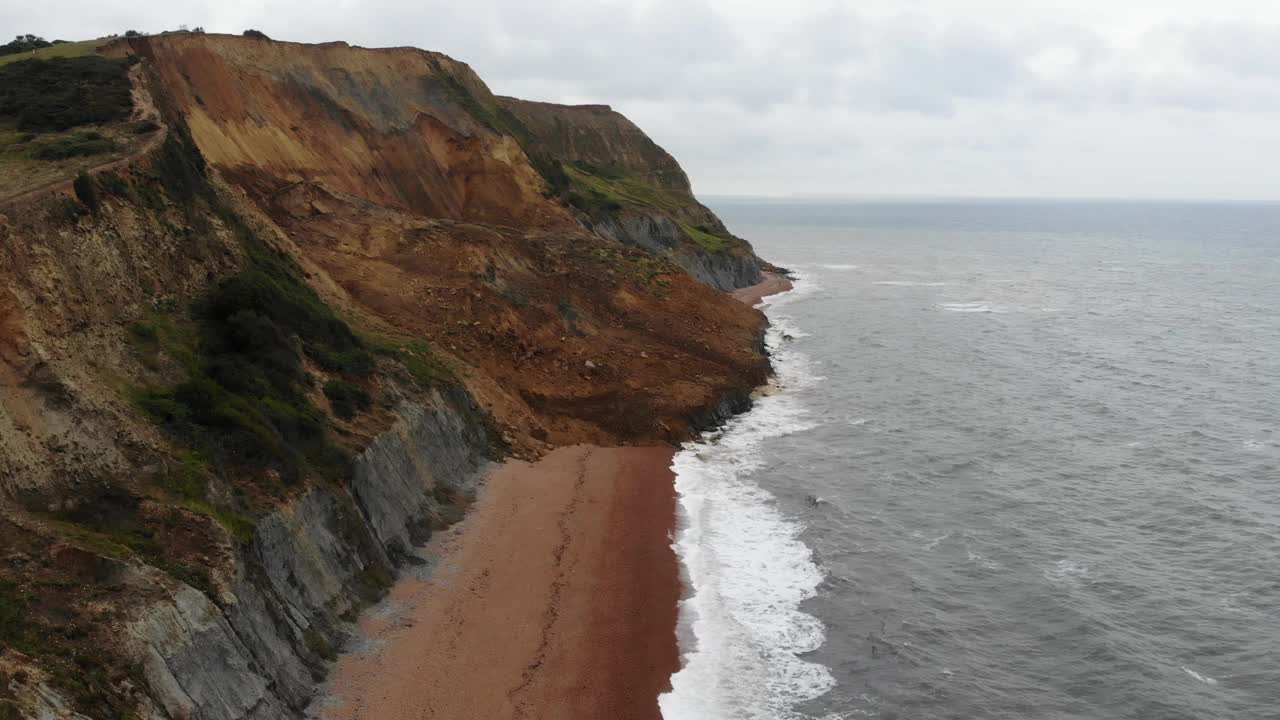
0;38;107;67
0;54;138;198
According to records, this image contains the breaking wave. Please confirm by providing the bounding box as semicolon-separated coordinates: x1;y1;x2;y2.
660;277;835;720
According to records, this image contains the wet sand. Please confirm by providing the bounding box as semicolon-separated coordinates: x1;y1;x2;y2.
317;446;680;720
732;272;794;307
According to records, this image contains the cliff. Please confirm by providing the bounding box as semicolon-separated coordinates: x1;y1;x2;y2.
0;32;773;720
497;98;765;290
117;34;764;291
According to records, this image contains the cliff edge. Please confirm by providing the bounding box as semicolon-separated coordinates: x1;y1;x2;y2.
0;32;774;720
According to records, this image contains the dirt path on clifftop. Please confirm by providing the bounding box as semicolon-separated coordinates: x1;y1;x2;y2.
0;128;166;208
315;446;681;720
0;64;167;208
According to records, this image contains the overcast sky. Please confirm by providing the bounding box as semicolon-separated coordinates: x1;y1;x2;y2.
11;0;1280;199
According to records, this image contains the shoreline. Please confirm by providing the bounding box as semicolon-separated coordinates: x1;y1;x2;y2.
314;274;793;720
732;272;794;307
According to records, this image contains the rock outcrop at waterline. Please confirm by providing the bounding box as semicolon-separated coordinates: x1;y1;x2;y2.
0;32;773;719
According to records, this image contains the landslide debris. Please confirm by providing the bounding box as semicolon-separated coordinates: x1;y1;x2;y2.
0;31;775;719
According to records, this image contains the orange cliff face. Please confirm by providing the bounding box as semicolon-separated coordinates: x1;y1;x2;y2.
0;33;774;719
119;35;572;229
84;32;770;452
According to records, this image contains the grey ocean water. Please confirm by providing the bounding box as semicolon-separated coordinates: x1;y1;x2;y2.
691;201;1280;719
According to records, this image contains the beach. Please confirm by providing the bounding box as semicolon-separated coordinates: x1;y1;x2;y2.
317;446;682;720
316;278;790;720
732;272;794;307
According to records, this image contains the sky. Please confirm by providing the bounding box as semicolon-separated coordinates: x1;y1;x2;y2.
10;0;1280;200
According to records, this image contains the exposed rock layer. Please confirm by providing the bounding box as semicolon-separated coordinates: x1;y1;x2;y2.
129;391;488;720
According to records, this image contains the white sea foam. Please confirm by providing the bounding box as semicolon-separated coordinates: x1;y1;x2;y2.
816;263;860;271
967;549;1002;571
1044;559;1093;587
922;532;952;551
873;280;948;287
660;276;835;720
938;302;1002;314
1181;667;1220;685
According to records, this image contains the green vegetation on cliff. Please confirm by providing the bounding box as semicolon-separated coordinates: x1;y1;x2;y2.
0;37;106;67
0;55;134;132
0;581;24;646
131;228;368;486
678;221;732;253
0;54;137;197
564;162;679;214
563;163;735;253
128;133;454;500
489;97;751;265
0;34;55;57
132;245;372;489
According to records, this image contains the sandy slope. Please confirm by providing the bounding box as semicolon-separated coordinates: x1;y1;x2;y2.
732;272;794;307
316;446;680;720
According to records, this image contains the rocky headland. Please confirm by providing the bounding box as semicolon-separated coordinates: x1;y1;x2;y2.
0;31;785;719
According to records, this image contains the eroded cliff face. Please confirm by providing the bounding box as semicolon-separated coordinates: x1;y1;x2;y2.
117;34;764;294
494;100;693;191
123;36;568;230
0;32;773;719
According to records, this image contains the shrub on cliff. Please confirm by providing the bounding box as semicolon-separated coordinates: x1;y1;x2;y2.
0;580;25;646
72;172;100;213
242;29;270;40
132;201;376;484
95;170;130;198
126;130;450;493
0;34;51;56
46;197;88;224
323;379;372;419
178;233;373;479
28;131;117;160
0;55;134;132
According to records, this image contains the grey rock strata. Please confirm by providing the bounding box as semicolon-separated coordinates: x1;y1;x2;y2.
592;210;763;292
124;386;489;720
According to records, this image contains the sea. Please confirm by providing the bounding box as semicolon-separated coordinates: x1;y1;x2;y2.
659;201;1280;720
